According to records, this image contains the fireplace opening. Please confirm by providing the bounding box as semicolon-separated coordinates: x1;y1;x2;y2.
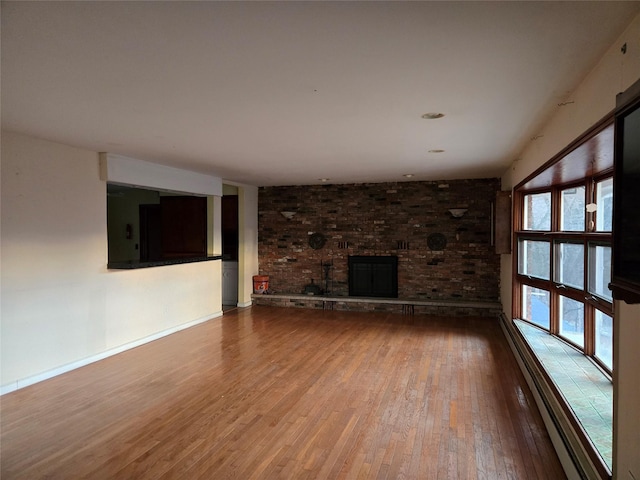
348;255;398;298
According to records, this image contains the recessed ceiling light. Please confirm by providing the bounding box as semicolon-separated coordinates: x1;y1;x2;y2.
319;178;330;182
421;112;445;119
428;149;445;153
403;174;414;178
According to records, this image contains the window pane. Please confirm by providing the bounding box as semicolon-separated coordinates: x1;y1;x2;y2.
559;296;584;347
518;240;550;280
595;310;613;370
555;242;584;289
560;186;585;231
523;192;551;231
588;244;612;301
595;178;613;232
522;286;550;329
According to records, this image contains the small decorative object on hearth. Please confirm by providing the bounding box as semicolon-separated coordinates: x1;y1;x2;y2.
322;260;333;295
303;279;323;295
253;275;269;294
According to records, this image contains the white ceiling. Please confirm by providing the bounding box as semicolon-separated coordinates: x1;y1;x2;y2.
2;1;639;187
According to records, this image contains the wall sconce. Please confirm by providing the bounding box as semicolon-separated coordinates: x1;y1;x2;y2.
448;208;467;218
281;211;297;220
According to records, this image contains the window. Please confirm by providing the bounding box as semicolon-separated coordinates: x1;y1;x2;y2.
595;310;613;370
518;239;550;279
513;121;615;479
561;186;585;231
559;296;584;347
514;127;614;375
555;242;584;289
522;286;550;329
588;243;612;301
595;178;613;232
523;192;551;230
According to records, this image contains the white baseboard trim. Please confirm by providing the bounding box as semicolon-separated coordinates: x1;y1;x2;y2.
237;300;253;308
0;311;223;396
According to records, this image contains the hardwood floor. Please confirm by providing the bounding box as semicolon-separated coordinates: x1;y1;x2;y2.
1;306;565;479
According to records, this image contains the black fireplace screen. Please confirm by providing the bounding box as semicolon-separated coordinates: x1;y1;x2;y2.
348;256;398;298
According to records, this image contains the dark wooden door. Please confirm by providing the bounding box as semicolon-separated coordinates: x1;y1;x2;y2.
222;195;239;261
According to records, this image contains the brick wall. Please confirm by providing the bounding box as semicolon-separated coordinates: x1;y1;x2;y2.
258;178;501;303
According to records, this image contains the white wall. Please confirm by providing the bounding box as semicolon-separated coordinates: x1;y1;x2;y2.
501;14;640;480
238;185;259;307
1;131;223;392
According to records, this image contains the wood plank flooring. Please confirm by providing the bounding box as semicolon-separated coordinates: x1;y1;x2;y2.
0;306;565;479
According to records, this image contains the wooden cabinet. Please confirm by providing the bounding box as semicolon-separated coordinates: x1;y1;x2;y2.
223;261;238;306
160;196;207;258
494;190;512;254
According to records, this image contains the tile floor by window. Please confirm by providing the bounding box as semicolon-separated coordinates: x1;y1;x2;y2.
514;320;613;470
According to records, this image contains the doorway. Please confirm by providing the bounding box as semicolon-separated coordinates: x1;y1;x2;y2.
222;192;239;309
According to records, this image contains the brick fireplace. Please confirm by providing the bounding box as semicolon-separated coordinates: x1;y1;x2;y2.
257;178;501;312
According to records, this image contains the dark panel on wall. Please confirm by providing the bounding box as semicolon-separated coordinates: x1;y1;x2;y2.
222;195;239;261
495;190;512;254
161;196;207;258
612;77;640;303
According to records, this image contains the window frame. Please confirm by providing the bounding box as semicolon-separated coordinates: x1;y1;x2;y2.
587;241;613;303
554;239;585;291
513;166;614;375
559;184;586;232
517;237;551;281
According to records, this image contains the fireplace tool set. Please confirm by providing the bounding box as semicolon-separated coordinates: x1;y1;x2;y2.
302;260;333;295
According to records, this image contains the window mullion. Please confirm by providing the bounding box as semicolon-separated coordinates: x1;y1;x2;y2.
584;304;595;356
548;235;554;333
586;178;595;233
550;287;559;335
583;235;592;354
